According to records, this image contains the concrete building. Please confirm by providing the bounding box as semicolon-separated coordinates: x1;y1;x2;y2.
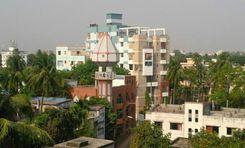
180;58;195;69
85;13;170;119
88;105;105;139
1;41;27;67
54;136;114;148
70;75;136;136
145;102;245;140
56;46;88;70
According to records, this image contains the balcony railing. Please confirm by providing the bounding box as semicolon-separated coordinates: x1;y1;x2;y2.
95;72;115;80
160;70;167;75
160;60;167;64
160;49;167;53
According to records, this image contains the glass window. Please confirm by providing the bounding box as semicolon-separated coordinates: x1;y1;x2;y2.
129;64;133;70
145;53;152;60
189;117;192;122
195;110;198;114
195;129;198;133
195;118;198;122
154;121;162;129
227;128;233;135
189;109;192;114
58;51;61;55
170;123;182;130
120;42;124;47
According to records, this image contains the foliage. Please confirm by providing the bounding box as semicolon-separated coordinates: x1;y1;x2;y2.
0;94;33;121
130;121;171;148
0;118;54;147
71;59;98;85
86;97;117;140
190;129;245;148
144;91;151;111
33;102;93;143
112;64;130;75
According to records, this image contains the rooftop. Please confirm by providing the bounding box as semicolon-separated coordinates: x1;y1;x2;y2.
32;97;72;105
150;104;184;114
54;136;114;148
210;107;245;118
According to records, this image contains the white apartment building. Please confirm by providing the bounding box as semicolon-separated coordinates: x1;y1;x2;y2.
56;46;88;70
145;102;245;140
1;46;27;67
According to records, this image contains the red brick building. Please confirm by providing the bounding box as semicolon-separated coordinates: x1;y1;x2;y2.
70;75;136;135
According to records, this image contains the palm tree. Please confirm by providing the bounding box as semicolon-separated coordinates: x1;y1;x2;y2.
0;93;33;121
27;50;66;112
167;57;183;104
0;118;54;147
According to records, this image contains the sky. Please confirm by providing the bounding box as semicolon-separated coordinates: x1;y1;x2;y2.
0;0;245;53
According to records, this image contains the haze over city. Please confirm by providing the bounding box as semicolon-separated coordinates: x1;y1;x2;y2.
0;0;245;53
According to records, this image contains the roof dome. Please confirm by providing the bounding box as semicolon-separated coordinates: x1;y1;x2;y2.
91;33;119;66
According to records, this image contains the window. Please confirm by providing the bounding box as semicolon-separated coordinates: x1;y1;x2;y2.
117;94;123;104
145;53;152;60
145;61;152;66
227;128;236;135
195;110;198;114
121;53;124;57
58;51;61;55
189;109;192;114
120;42;124;47
76;51;80;55
71;61;74;65
154;121;162;129
188;117;192;122
129;64;133;70
64;61;67;64
195;118;198;122
195;129;198;133
170;123;182;130
161;42;166;49
117;109;123;119
188;128;192;133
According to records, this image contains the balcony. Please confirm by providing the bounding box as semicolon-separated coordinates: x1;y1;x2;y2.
160;49;167;53
160;60;167;64
146;82;158;87
162;92;169;97
95;72;115;80
160;70;167;75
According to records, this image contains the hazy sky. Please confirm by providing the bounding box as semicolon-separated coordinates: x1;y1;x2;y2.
0;0;245;53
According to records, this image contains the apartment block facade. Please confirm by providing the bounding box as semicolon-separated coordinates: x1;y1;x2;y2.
56;46;88;70
145;102;245;140
1;46;27;67
85;14;170;118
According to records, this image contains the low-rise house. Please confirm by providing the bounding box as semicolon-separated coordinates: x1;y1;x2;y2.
88;105;105;139
145;102;245;140
31;97;72;111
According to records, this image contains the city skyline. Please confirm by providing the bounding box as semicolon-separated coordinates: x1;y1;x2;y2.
0;0;245;53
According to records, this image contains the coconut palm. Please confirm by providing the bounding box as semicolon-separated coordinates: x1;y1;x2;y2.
167;57;183;104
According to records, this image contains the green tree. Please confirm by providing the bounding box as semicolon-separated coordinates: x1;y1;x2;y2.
33;102;93;143
0;118;54;147
112;64;130;75
144;91;151;111
167;56;183;104
0;94;33;121
130;121;171;148
71;59;98;85
86;97;117;140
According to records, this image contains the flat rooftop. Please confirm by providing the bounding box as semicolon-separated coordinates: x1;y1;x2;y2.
54;136;114;148
210;108;245;118
151;104;184;114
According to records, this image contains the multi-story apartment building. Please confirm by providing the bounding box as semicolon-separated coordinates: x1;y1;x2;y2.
85;13;170;118
1;42;27;67
145;102;245;140
56;46;88;70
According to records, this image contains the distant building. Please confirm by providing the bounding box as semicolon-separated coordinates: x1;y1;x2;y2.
1;41;27;67
31;97;72;111
145;102;245;140
54;136;114;148
56;46;88;70
88;105;105;139
180;58;195;69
